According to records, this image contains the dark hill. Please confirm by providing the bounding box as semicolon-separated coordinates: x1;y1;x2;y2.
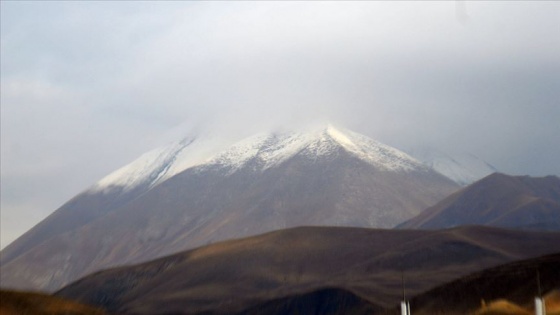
399;173;560;230
235;287;382;315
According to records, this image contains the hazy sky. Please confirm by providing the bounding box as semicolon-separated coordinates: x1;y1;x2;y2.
1;1;559;249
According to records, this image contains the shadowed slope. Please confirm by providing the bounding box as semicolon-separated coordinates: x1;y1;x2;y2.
235;287;383;315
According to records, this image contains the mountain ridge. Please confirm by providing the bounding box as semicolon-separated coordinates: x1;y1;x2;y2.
92;125;428;193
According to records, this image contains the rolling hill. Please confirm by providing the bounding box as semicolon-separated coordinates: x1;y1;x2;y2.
55;226;560;315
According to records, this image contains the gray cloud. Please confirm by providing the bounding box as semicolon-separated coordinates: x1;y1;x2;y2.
1;1;559;248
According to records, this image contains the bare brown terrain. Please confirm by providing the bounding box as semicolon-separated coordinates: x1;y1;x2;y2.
0;290;106;315
55;226;560;315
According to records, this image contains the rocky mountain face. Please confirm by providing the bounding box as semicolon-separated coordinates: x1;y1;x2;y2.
54;226;560;315
0;126;458;292
398;173;560;230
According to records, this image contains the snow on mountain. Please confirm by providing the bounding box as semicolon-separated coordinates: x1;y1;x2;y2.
324;126;423;171
204;125;424;173
93;125;426;191
405;146;498;186
92;137;195;192
90;132;238;192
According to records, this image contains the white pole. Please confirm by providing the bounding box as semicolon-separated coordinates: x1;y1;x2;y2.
401;301;408;315
535;297;545;315
408;301;411;315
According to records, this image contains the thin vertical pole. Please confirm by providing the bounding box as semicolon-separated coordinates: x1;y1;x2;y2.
535;297;544;315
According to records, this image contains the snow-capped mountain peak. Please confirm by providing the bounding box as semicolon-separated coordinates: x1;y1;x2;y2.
4;125;461;293
198;125;424;173
91;125;426;193
323;126;423;171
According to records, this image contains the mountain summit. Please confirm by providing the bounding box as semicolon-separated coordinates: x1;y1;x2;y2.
0;125;458;291
92;125;425;192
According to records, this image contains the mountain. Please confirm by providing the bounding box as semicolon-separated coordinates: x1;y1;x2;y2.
54;226;560;315
398;173;560;230
0;125;459;292
406;253;560;315
405;146;498;186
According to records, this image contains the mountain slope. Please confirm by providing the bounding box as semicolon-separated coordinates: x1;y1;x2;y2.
398;173;560;230
0;137;196;266
54;226;560;315
0;126;459;292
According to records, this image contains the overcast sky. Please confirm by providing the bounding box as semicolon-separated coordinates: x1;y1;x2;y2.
1;1;559;249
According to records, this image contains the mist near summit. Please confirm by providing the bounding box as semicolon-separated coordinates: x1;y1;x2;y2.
1;1;559;248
